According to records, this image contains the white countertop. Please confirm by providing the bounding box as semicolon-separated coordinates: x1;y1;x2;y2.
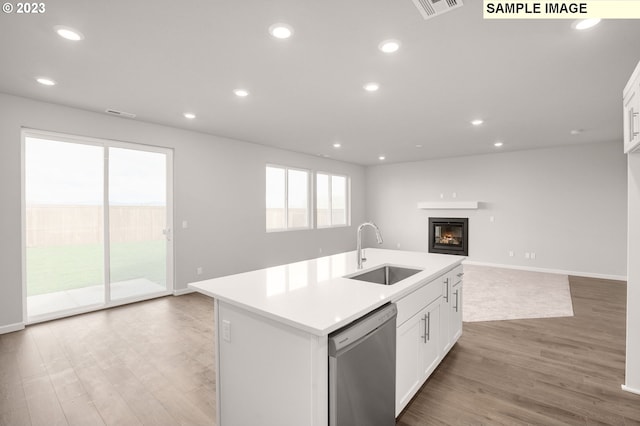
188;248;462;336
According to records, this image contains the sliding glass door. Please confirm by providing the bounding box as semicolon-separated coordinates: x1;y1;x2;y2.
24;138;106;317
108;147;168;301
23;131;173;322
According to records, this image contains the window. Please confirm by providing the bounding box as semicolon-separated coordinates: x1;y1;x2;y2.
316;173;349;228
266;165;310;231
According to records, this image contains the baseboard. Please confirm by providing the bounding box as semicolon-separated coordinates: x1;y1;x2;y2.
173;288;195;296
462;260;627;282
0;322;25;335
622;384;640;396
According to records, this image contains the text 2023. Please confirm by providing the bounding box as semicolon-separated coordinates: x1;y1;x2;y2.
17;3;45;13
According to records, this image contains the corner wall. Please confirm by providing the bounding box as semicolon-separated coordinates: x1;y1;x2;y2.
0;93;366;330
365;142;627;279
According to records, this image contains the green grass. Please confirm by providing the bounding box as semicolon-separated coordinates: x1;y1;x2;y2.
27;240;166;296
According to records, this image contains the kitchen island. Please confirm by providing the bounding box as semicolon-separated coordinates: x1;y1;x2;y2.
189;248;463;426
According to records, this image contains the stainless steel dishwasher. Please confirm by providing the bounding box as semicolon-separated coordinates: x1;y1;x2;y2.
328;303;397;426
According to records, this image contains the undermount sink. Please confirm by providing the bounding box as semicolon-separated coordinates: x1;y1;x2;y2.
347;265;423;286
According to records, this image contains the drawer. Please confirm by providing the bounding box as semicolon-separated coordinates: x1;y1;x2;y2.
396;277;443;326
453;265;464;285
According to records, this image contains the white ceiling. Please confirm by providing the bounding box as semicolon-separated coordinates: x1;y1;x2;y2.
1;1;639;165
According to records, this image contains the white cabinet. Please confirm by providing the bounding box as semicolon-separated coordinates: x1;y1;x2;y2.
418;301;441;378
396;298;441;414
394;264;463;416
440;265;464;355
624;61;640;153
440;272;452;354
395;277;442;415
450;268;463;344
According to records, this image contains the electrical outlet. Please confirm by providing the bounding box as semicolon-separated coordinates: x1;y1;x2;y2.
509;250;514;257
525;252;530;259
490;216;495;223
531;252;536;260
196;267;203;275
319;247;323;254
397;243;401;248
182;220;188;229
452;192;457;198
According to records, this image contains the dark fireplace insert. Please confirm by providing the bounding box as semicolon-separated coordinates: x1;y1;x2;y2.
428;217;468;256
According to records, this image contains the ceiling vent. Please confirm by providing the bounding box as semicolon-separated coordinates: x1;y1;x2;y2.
411;0;463;20
105;109;136;118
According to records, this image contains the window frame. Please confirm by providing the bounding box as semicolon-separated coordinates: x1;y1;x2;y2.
265;164;312;232
315;171;351;229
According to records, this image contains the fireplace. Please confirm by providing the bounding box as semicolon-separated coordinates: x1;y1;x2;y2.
428;217;468;256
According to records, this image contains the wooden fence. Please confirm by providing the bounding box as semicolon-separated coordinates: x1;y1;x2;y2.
26;205;166;247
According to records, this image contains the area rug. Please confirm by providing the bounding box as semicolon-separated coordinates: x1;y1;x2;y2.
462;264;574;322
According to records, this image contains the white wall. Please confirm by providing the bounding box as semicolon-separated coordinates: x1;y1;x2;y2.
0;93;366;330
365;142;627;279
625;152;640;393
0;92;630;333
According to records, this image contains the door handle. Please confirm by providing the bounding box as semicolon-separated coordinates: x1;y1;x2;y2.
162;228;172;241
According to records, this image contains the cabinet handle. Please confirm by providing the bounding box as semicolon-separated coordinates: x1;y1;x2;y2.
454;290;459;313
457;272;464;278
426;312;430;342
421;313;430;343
444;278;449;302
631;109;639;138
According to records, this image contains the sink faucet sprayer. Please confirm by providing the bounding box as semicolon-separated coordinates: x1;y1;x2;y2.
356;222;383;269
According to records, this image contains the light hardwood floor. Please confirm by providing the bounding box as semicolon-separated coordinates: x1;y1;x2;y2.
1;276;639;425
397;276;640;425
0;295;216;426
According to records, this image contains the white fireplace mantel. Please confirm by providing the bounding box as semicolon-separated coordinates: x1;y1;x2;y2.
417;201;479;210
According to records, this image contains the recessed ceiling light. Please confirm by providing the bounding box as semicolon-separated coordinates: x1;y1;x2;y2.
378;40;400;53
183;112;196;119
269;23;293;39
378;155;386;160
415;144;423;148
234;89;249;97
471;119;484;126
54;25;84;41
494;141;504;147
364;82;380;92
36;77;56;86
573;18;601;30
570;129;583;135
333;143;341;148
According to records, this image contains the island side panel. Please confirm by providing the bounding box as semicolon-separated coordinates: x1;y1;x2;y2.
217;301;328;426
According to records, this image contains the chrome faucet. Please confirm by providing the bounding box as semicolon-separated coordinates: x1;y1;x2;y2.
356;222;383;269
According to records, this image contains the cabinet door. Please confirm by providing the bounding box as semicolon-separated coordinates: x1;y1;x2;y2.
624;87;640;153
420;301;441;379
395;312;423;415
449;267;464;345
439;273;451;355
450;281;463;343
